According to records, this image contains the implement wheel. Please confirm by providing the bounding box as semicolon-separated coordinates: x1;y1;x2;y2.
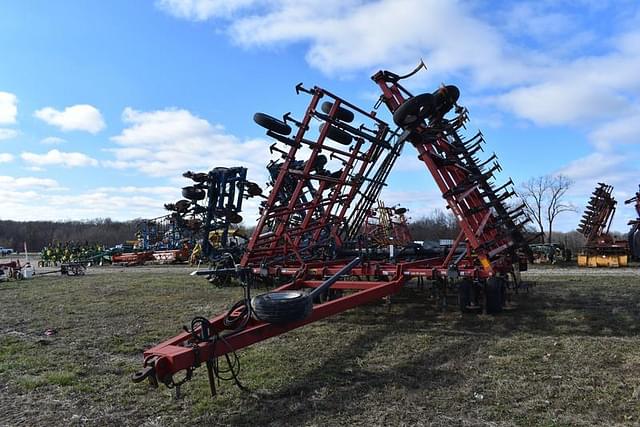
319;123;352;145
393;93;435;128
321;102;355;123
485;277;504;314
182;186;205;201
458;279;472;312
251;290;312;324
254;113;292;136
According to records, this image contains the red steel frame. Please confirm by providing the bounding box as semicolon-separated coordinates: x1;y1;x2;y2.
241;86;395;267
371;70;529;272
136;69;531;393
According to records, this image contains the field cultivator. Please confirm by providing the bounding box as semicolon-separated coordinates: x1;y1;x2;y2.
134;65;534;397
113;167;259;267
577;183;628;267
625;185;640;259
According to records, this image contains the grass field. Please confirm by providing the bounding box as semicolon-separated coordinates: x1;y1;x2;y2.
1;267;640;426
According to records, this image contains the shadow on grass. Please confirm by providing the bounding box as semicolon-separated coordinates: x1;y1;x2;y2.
204;277;640;425
220;299;475;426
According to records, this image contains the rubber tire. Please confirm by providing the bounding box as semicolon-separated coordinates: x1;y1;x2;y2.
485;277;503;314
227;212;243;224
432;84;460;116
182;186;206;201
190;173;209;183
254;113;292;136
629;224;640;258
251;290;313;324
321;102;355;123
319;123;352;145
458;279;472;312
393;93;435;128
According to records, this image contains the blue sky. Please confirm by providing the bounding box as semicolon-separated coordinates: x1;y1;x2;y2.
0;0;638;232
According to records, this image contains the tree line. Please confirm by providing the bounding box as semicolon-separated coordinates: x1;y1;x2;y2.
0;219;137;252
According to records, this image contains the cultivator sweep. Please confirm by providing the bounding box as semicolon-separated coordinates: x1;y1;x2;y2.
625;185;640;258
134;65;533;397
577;183;628;267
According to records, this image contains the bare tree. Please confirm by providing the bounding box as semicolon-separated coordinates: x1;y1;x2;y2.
519;175;576;243
546;175;575;242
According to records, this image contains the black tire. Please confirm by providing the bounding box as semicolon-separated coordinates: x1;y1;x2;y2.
251;290;313;324
319;123;352;145
182;186;205;201
190;172;208;183
458;279;472;312
393;93;435;128
321;102;355;123
227;212;243;224
175;199;191;213
433;85;460;117
629;224;640;258
254;113;292;135
485;277;503;314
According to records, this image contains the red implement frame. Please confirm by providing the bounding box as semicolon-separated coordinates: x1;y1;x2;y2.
136;68;532;395
371;69;531;272
241;86;397;267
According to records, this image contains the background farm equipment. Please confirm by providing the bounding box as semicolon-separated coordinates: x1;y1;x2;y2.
135;65;534;397
39;242;108;267
577;183;629;267
361;201;413;247
625;185;640;259
530;243;571;264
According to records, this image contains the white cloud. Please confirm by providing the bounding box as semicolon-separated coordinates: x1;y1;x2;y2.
0;128;18;140
156;0;258;20
0;153;14;163
34;104;105;134
0;183;187;221
107;107;269;184
589;112;640;150
556;151;639;232
0;92;17;124
497;81;629;126
158;1;640;145
0;175;60;189
40;136;66;145
21;149;99;167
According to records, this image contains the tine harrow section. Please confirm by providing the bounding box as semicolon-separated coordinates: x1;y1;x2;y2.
371;69;532;273
241;86;401;267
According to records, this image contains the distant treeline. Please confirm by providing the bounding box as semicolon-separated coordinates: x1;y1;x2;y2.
0;219;137;252
0;213;627;254
408;209;460;242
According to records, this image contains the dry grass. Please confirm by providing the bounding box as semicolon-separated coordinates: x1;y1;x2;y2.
1;267;640;426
